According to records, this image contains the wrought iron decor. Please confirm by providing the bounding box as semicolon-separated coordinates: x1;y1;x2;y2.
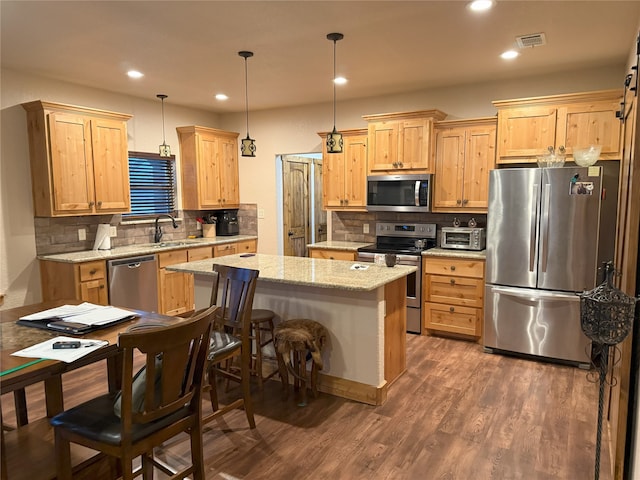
579;261;638;480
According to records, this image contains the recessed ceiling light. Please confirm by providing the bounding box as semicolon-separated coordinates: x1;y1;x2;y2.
468;0;494;12
127;70;144;79
215;93;228;101
500;50;519;60
334;77;347;85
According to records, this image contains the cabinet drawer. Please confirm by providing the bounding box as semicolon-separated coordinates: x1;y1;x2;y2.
214;243;237;257
424;302;481;337
236;239;257;253
425;274;484;307
423;257;484;278
158;250;188;268
79;261;106;281
309;249;355;261
188;246;212;261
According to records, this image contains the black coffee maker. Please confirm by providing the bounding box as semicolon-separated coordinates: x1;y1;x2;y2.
215;209;239;236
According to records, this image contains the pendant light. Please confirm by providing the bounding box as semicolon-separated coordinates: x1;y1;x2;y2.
239;51;256;157
326;32;344;154
156;94;171;157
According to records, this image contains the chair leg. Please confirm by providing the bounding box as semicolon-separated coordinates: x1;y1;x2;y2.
207;365;220;411
253;322;264;389
141;451;154;479
54;429;73;480
241;346;256;429
298;351;308;407
191;418;205;480
121;451;135;480
311;360;319;398
275;349;289;396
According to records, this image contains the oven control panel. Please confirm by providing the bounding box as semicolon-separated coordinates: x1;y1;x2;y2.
376;222;436;238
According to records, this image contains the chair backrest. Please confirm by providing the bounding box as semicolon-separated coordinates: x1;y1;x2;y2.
116;305;216;428
209;264;259;335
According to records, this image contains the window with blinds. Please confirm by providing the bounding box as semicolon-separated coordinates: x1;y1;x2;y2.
125;152;176;218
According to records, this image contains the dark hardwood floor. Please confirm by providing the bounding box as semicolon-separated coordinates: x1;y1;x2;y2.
2;334;610;479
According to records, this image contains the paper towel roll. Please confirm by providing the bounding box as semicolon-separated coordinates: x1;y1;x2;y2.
93;224;111;250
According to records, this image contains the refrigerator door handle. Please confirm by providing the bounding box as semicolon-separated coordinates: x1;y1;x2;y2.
489;285;580;302
529;183;539;272
540;182;551;273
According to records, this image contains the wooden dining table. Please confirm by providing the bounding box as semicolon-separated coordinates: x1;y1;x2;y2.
0;299;185;480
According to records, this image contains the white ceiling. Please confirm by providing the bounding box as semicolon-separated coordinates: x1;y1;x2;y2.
2;1;640;114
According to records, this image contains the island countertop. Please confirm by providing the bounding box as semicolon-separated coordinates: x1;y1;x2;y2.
167;253;416;291
306;240;373;251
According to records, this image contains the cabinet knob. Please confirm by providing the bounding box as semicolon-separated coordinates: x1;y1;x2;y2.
449;307;455;313
89;269;97;275
344;199;349;204
392;162;398;168
450;265;456;271
100;285;105;289
89;201;95;207
450;279;456;285
398;162;403;168
97;201;102;207
456;199;462;205
462;199;468;205
340;199;344;205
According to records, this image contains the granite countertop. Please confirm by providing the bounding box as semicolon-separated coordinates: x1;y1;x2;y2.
37;235;258;263
167;253;416;291
423;247;486;260
306;241;374;251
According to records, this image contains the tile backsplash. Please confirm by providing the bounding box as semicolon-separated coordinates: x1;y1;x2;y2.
331;211;487;245
34;204;258;255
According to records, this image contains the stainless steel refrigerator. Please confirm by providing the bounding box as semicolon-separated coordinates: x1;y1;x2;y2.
484;164;618;367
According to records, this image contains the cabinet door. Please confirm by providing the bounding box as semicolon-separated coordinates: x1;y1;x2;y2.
79;279;108;305
462;126;496;209
343;135;367;207
497;106;557;162
556;100;621;157
48;113;95;213
424;302;481;337
214;243;237;257
399;119;431;171
322;148;346;208
368;121;398;172
159;268;193;315
219;135;240;207
197;133;222;208
91;118;130;212
433;128;465;209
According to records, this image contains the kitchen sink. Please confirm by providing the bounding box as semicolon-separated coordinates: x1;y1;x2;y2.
152;240;200;248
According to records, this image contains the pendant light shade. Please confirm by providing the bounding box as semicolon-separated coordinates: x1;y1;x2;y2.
239;50;256;157
156;94;171;157
326;32;344;154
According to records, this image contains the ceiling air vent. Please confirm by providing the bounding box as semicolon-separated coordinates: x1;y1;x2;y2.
516;33;546;48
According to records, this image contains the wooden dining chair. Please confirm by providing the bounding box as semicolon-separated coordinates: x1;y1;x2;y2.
50;305;216;480
204;264;259;428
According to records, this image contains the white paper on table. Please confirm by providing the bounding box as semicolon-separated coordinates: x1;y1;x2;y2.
11;336;109;363
350;264;370;271
19;302;134;326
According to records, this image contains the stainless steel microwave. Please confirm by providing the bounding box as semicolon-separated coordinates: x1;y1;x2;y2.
441;227;486;251
366;174;432;212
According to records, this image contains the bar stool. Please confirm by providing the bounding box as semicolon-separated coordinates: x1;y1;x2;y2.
249;309;279;388
274;319;328;406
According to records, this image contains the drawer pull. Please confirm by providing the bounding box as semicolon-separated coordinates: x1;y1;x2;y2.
450;279;456;285
89;269;97;275
450;265;456;271
449;307;455;312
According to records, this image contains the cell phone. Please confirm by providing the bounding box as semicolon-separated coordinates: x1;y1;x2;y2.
52;341;81;349
239;253;255;257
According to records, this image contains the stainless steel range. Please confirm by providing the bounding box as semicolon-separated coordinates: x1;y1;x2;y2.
357;222;436;334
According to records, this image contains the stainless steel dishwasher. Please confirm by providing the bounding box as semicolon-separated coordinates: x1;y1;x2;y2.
108;255;158;312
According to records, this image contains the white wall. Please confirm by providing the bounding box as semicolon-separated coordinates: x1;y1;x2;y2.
0;64;623;308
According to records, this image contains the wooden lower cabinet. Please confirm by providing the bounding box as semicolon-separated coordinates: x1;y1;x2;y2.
40;259;108;305
214;239;257;257
423;256;485;341
158;250;193;316
308;248;356;261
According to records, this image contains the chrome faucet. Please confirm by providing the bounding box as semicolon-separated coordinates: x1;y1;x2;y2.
154;214;178;243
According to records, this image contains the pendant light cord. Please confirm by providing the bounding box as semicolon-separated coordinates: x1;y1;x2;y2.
244;56;250;136
161;98;166;144
332;38;337;128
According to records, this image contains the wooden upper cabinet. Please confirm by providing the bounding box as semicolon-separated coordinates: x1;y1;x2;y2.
22;101;132;217
177;126;240;210
433;118;496;213
493;89;622;163
319;128;367;210
363;110;447;175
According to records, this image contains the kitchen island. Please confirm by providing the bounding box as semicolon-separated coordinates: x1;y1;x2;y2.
168;254;417;405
